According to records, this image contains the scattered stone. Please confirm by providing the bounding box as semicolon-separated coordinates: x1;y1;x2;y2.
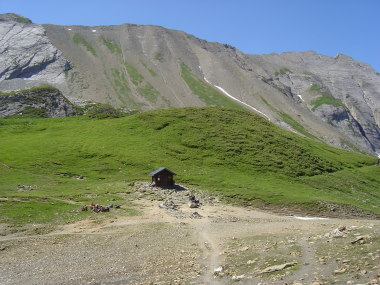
260;262;297;273
239;246;249;252
17;184;35;191
214;266;223;276
159;200;178;210
190;212;202;219
338;225;346;231
247;259;255;265
351;236;364;244
334;267;347;274
231;274;246;281
188;201;199;208
331;228;345;237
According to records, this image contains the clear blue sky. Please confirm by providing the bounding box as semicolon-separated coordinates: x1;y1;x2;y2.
1;0;379;71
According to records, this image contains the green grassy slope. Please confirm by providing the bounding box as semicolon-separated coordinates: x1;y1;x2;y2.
0;107;379;227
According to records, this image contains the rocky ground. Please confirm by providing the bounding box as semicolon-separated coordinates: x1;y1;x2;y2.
0;182;379;285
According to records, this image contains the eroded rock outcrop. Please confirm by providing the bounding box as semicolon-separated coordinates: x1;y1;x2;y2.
0;13;70;91
253;51;380;154
0;85;79;118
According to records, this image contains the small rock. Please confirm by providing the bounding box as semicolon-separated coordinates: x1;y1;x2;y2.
214;266;223;276
190;212;202;219
351;236;364;244
231;274;245;281
331;228;345;237
239;246;249;251
334;267;347;274
338;225;346;231
159;200;178;210
188;201;200;208
260;262;297;273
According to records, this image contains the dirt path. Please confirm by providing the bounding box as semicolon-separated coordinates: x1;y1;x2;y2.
195;221;225;285
281;238;316;284
1;183;379;285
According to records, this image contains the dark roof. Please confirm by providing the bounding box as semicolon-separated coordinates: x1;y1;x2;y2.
149;167;176;176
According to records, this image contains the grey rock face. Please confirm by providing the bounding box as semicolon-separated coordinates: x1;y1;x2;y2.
0;86;77;118
0;15;70;91
250;51;380;154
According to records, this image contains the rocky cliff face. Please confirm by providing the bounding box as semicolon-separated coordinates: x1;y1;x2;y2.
0;13;70;92
247;51;380;154
0;85;78;118
0;13;379;155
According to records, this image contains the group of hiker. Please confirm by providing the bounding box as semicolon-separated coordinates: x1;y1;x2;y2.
188;195;201;208
81;203;121;213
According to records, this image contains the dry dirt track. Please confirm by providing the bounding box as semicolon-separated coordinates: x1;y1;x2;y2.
0;184;379;285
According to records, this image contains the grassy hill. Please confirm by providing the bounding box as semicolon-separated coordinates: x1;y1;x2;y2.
0;107;379;229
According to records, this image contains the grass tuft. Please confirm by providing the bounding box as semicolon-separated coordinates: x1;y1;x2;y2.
140;60;157;77
311;93;345;110
99;36;121;55
72;33;97;56
274;67;292;76
309;84;322;91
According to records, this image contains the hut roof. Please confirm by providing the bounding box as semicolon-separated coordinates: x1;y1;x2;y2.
149;167;177;176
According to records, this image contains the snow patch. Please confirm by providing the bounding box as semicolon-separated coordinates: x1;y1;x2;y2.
213;85;270;120
293;216;329;221
297;95;304;102
67;28;72;31
92;29;97;32
376;152;380;158
203;77;211;84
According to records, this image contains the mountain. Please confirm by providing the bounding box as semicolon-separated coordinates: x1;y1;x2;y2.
0;13;379;155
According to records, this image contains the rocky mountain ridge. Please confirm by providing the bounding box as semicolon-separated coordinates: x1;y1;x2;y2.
0;13;379;155
0;84;78;118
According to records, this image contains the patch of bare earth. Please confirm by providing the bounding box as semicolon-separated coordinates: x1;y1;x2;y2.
0;182;379;285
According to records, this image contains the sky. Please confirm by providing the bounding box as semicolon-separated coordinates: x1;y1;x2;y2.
1;0;379;71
